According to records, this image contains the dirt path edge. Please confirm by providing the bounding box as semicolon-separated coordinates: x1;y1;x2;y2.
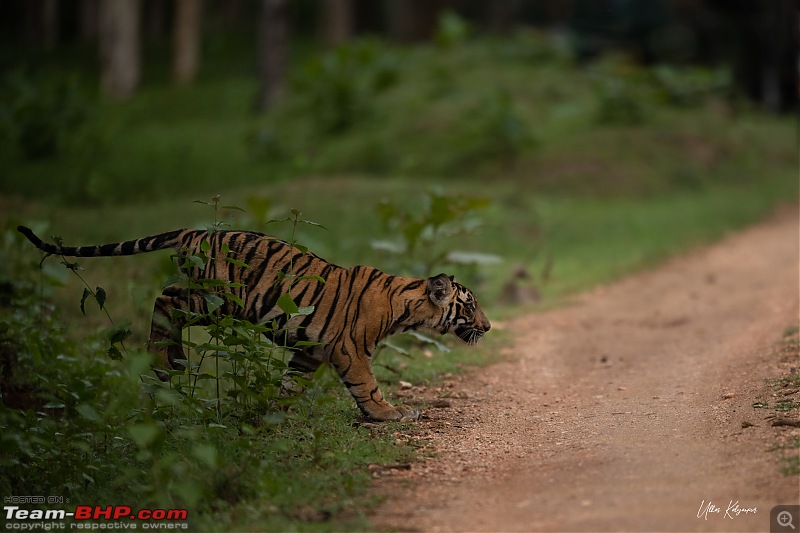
372;208;799;533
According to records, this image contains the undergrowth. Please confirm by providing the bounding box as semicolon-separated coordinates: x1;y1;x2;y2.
1;192;494;530
0;206;383;530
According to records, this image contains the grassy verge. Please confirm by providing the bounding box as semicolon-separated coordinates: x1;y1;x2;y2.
752;327;800;477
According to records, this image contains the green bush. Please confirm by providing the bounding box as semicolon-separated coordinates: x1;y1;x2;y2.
0;72;94;160
292;38;401;134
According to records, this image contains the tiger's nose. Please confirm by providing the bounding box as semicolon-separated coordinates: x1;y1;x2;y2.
483;321;491;332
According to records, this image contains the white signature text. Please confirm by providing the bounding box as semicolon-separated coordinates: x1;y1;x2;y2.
697;500;758;520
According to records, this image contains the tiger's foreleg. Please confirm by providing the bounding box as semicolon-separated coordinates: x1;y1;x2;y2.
330;348;419;421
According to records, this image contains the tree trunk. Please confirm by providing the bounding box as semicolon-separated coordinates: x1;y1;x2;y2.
320;0;353;49
99;0;141;100
385;0;451;42
42;0;58;50
80;0;100;41
256;0;290;111
173;0;203;84
145;0;168;39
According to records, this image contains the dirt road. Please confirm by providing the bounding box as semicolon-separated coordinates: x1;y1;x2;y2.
373;209;799;532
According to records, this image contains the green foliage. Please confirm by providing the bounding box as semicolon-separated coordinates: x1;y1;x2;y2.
594;76;647;125
373;190;496;279
0;227;141;495
0;204;410;530
0;71;94;160
435;10;472;49
454;89;534;168
649;65;731;108
293;38;400;134
0;30;787;204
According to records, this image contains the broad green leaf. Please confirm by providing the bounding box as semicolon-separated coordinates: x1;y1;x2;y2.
75;404;102;423
225;257;250;268
295;305;315;317
204;293;225;313
296;275;326;284
299;219;327;230
162;273;187;288
380;339;410;356
192;444;218;468
107;345;124;360
128;423;161;449
222;292;245;308
293;340;323;348
184;255;206;269
277;293;299;315
107;323;133;345
405;331;451;352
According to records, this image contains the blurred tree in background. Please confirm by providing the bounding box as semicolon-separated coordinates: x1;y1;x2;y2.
0;0;794;110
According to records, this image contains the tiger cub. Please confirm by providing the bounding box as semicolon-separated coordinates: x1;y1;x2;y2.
18;226;490;421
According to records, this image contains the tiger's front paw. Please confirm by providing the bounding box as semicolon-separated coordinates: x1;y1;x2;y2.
366;403;419;422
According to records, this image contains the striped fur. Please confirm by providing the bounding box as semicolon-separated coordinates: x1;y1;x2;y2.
18;226;490;421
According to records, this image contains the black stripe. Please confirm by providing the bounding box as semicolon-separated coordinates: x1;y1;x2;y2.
121;240;136;254
399;279;425;293
99;243;118;255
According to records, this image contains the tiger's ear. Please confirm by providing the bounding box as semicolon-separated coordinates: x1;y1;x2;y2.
427;273;455;307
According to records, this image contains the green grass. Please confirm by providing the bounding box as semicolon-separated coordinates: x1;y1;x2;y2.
1;29;797;531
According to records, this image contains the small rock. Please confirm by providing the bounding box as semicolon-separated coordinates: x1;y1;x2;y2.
430;399;451;408
398;381;413;390
722;392;735;399
618;386;627;392
741;420;755;428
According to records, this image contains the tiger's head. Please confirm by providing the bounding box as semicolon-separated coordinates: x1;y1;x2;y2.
427;273;491;345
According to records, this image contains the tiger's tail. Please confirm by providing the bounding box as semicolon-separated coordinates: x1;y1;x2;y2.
17;225;186;258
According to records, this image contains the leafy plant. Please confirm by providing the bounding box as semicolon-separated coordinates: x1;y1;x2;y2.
373;190;496;279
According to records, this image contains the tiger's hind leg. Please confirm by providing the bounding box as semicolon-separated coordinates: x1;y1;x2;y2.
281;348;324;395
149;286;216;381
